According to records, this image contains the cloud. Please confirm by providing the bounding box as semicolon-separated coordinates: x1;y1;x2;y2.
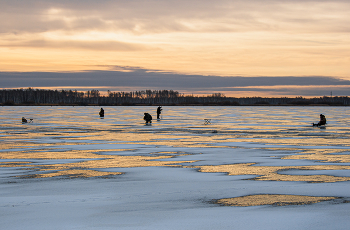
214;85;350;97
1;68;349;97
1;0;349;34
1;1;349;81
0;39;152;51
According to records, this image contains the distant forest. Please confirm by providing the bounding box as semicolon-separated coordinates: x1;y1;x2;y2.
1;88;349;106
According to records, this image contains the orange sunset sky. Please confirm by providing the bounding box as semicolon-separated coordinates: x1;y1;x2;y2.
1;0;350;97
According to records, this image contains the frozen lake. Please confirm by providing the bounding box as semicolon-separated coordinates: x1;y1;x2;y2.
1;106;350;229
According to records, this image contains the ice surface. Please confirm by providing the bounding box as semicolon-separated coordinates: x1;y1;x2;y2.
1;106;350;229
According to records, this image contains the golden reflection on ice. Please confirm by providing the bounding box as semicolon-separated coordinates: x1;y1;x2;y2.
40;155;194;170
244;137;350;147
0;149;195;178
194;163;350;182
1;106;350;185
0;149;125;160
0;161;32;167
27;170;122;178
282;149;350;163
99;132;221;148
216;194;337;206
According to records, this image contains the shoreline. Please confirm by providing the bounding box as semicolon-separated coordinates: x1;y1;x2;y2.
2;103;348;106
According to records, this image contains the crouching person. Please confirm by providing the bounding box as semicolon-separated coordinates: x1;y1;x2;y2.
144;113;152;124
313;114;326;126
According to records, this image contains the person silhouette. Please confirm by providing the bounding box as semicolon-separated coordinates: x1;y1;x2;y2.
144;113;152;123
313;114;326;126
157;106;162;119
22;117;27;123
99;108;104;117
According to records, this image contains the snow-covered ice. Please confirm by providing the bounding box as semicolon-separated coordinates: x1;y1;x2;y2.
0;106;350;229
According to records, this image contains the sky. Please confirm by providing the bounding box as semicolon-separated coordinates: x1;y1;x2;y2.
1;0;350;97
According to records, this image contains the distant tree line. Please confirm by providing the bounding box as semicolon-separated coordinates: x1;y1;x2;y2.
0;88;349;106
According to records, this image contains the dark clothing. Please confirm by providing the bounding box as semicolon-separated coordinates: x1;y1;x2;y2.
318;115;326;126
157;106;162;119
99;108;104;117
313;114;326;126
144;113;152;123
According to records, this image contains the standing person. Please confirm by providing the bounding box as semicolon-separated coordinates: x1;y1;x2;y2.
99;108;104;117
157;106;162;119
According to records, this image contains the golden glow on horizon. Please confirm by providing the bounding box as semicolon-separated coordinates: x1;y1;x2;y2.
2;30;350;79
10;84;343;98
1;1;350;97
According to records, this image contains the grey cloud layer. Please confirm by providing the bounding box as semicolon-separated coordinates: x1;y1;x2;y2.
0;39;151;51
2;0;349;34
1;69;349;96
